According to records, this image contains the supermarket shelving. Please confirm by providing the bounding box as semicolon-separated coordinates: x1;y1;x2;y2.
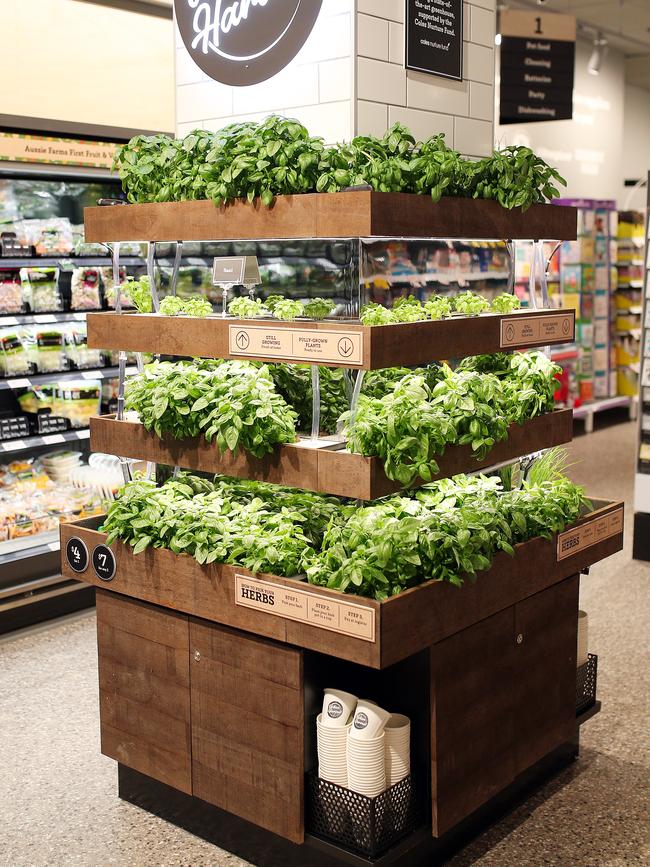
0;428;90;453
0;365;136;392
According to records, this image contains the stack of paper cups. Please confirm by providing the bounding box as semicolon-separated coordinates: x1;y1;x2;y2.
347;700;391;796
384;714;411;786
317;713;351;787
577;610;589;667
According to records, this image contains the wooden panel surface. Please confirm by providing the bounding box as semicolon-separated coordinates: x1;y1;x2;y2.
61;501;622;669
514;576;579;772
84;192;577;243
190;621;304;843
86;307;576;369
90;409;572;499
430;607;517;836
96;590;192;793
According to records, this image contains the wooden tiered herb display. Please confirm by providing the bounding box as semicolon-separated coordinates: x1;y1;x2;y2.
61;195;623;866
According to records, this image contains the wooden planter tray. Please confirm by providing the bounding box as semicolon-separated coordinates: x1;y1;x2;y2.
86;308;576;369
61;499;623;670
90;409;574;500
83;192;577;243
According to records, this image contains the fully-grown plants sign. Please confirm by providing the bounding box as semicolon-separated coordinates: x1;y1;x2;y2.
175;0;323;86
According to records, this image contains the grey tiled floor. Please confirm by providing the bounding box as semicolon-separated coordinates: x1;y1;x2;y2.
1;421;648;866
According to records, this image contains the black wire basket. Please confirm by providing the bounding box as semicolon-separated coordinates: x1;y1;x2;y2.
576;653;598;716
306;771;423;858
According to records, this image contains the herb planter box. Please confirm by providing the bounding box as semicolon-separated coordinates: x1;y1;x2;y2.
86;308;576;370
83;192;577;243
89;409;574;499
60;500;623;670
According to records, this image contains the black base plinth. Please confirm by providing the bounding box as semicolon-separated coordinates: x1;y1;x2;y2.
118;737;579;867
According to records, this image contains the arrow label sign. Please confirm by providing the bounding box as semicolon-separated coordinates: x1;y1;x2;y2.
229;325;363;366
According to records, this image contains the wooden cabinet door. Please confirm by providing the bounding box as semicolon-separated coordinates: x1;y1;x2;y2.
96;590;192;793
430;607;517;837
514;575;579;773
189;620;304;844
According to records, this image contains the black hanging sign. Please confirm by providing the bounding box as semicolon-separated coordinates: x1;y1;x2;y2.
499;10;576;125
405;0;463;81
175;0;323;87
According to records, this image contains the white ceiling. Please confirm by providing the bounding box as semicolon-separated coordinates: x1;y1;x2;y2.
505;0;650;89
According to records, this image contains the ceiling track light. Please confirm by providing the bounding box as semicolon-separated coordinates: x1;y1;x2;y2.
588;31;608;76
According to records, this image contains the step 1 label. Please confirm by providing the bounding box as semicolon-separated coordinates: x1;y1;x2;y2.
229;325;363;366
500;312;574;348
235;574;376;641
557;507;623;560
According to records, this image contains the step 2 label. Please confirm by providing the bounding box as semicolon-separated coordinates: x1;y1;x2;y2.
235;574;375;641
229;325;363;366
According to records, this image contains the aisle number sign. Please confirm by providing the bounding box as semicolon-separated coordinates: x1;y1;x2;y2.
499;10;576;125
0;132;117;169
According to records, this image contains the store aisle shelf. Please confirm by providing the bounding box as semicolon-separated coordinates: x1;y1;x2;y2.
0;311;92;326
0;365;136;391
0;256;145;269
0;428;90;453
573;396;637;433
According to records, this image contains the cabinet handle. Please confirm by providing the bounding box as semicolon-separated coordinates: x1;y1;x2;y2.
193;649;201;662
516;633;524;645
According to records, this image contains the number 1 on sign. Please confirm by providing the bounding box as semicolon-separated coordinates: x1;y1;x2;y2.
535;16;542;33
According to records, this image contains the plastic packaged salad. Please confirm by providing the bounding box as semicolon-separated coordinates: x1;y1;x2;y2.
20;267;61;312
53;381;101;429
63;325;103;369
0;330;30;377
0;271;24;314
24;328;65;373
70;267;102;310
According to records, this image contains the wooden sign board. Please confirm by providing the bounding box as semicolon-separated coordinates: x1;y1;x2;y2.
500;312;574;347
0;132;117;169
229;324;364;365
235;574;376;641
557;507;623;560
499;10;576;125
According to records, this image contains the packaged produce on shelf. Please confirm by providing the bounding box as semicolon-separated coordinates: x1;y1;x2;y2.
70;267;102;310
21;217;73;255
17;385;55;415
24;328;65;373
53;381;101;429
63;325;103;369
98;266;129;304
0;330;30;376
20;267;61;312
71;225;106;257
0;272;24;314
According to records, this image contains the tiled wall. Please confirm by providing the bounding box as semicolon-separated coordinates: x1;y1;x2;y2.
175;0;496;157
355;0;496;156
175;0;355;143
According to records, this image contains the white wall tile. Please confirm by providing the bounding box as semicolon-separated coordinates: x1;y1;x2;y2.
470;6;496;48
175;48;204;87
294;12;353;65
463;4;471;41
320;58;353;103
177;80;234;124
357;100;389;136
357;0;403;24
322;0;355;15
463;41;495;84
469;0;496;10
388;106;455;143
407;71;469;116
358;13;389;61
203;112;271;132
388;22;404;65
454;116;493;156
233;64;319;114
285;102;352;143
470;82;494;121
358;57;406;106
177;121;204;137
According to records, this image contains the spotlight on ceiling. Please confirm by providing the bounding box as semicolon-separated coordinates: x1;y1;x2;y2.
588;32;608;75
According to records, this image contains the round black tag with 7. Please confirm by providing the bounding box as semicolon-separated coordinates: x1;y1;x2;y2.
92;545;116;582
66;537;89;573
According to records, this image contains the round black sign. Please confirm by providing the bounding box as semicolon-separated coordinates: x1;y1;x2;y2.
175;0;323;86
66;537;89;573
92;545;116;582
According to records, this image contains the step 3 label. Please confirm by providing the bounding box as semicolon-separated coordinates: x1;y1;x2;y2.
501;312;574;348
229;325;363;366
235;574;375;641
557;507;623;560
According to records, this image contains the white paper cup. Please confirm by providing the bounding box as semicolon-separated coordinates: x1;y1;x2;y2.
385;713;411;785
317;713;351;787
322;688;358;727
347;730;386;796
349;700;391;740
577;610;589;667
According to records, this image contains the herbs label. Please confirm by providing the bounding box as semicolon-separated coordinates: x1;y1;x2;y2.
235;575;376;641
500;312;574;348
229;325;363;366
556;507;623;560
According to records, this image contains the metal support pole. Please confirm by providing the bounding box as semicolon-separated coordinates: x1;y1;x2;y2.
310;366;321;441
